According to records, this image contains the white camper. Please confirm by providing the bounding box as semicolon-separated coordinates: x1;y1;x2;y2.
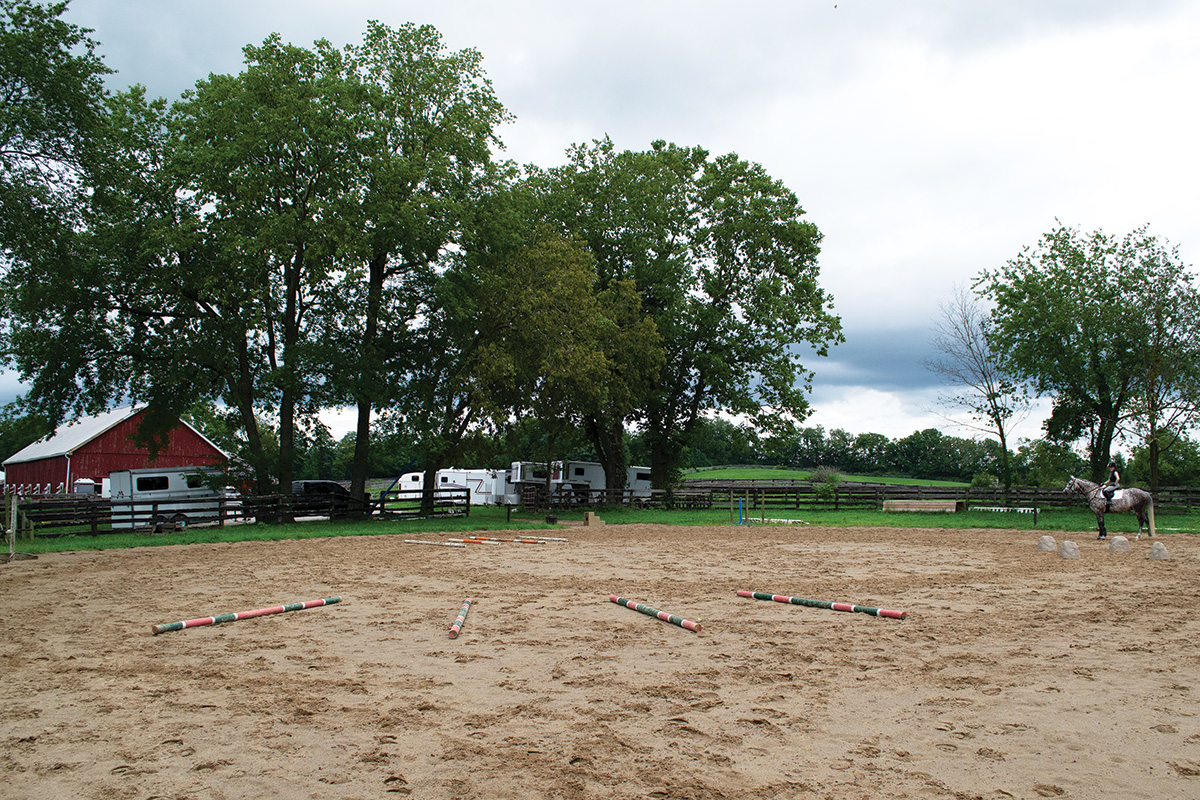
396;468;504;506
109;467;229;529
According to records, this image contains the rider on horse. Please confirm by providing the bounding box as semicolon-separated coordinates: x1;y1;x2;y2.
1103;462;1120;512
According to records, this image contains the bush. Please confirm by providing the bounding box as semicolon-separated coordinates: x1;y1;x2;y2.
810;466;844;502
971;473;999;488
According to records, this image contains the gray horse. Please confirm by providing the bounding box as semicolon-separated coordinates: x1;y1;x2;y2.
1063;476;1156;540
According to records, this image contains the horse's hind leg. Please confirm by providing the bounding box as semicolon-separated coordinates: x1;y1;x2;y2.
1136;508;1147;540
1096;513;1107;540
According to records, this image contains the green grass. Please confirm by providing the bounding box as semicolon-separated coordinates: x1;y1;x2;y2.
9;502;1193;556
545;505;1198;534
684;467;968;487
9;506;563;555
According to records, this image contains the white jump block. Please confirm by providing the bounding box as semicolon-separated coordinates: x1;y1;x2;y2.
1108;535;1130;552
1149;542;1169;560
1059;541;1081;559
883;500;963;513
1037;535;1057;552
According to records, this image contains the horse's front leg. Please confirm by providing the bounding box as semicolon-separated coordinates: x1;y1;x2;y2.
1096;512;1107;540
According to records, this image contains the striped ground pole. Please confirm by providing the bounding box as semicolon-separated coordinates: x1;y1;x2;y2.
152;597;341;635
449;597;473;639
470;536;546;544
447;538;502;545
405;539;466;548
610;595;701;632
736;589;907;620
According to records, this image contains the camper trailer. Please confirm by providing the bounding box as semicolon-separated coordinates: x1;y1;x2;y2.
397;461;653;507
433;468;502;506
626;466;653;499
501;460;652;505
109;467;230;529
396;468;504;506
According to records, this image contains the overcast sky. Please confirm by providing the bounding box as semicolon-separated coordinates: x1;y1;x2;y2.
23;0;1199;443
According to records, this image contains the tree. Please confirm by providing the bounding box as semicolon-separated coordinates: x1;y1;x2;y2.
1126;435;1200;487
479;233;614;496
167;34;363;500
0;0;109;237
1010;438;1087;487
0;0;114;423
978;225;1138;481
0;401;52;462
1116;229;1200;490
979;224;1200;485
326;21;510;502
534;138;842;487
925;286;1029;490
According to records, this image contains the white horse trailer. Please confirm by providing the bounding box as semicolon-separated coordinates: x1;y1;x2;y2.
397;468;504;506
435;468;503;506
109;467;229;529
626;466;653;499
501;460;652;504
398;461;652;507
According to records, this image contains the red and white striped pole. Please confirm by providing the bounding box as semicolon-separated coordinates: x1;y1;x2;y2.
152;597;340;635
737;589;906;619
610;595;701;632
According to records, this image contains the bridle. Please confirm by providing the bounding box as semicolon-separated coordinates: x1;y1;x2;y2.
1066;476;1104;504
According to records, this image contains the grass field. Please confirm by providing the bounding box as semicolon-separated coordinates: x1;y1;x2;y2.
9;500;1194;556
684;467;969;486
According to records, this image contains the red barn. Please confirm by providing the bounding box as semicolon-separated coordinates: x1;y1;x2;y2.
3;406;228;494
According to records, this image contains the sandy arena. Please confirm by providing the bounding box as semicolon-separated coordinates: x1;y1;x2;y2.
1;523;1197;799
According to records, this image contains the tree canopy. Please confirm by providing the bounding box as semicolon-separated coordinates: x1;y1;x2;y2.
531;138;843;486
2;12;846;500
976;223;1200;486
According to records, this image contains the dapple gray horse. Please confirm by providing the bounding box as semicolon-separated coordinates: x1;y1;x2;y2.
1063;476;1156;540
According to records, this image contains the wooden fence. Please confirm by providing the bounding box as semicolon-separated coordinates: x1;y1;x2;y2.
681;480;1200;512
9;480;1200;538
5;486;470;538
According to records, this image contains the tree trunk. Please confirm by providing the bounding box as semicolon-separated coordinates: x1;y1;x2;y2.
229;338;272;494
349;252;386;511
420;453;448;515
1148;432;1161;492
587;415;628;498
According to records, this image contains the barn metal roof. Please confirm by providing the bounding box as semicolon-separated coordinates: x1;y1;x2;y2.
2;406;228;466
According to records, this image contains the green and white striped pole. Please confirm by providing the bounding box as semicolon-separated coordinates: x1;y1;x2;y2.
737;590;906;619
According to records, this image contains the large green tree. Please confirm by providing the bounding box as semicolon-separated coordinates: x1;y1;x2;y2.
322;21;510;503
978;224;1200;484
1115;228;1200;490
167;34;362;498
534;138;842;487
0;0;113;421
0;0;108;235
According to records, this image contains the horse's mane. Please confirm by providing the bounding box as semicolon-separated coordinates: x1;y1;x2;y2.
1070;475;1100;490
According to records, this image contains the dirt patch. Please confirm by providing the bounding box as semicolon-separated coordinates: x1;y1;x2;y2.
1;524;1197;798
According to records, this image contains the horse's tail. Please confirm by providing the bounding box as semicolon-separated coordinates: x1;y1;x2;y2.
1148;496;1156;538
